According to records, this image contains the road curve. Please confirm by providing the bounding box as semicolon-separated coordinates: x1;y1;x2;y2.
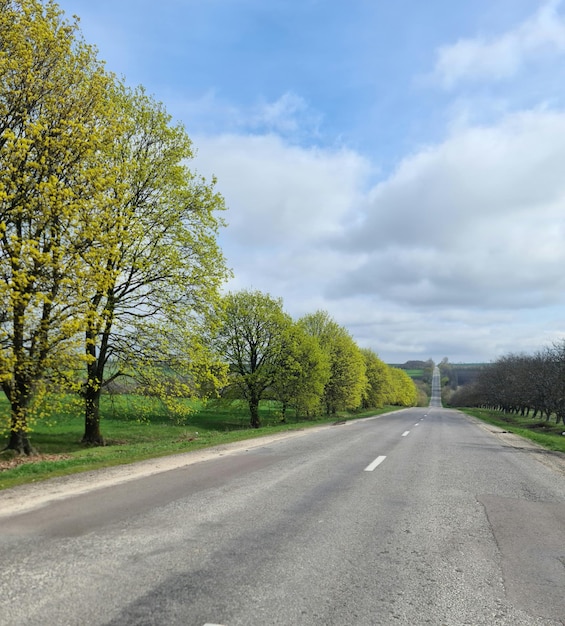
1;408;564;625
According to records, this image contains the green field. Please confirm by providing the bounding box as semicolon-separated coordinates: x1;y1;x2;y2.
0;394;402;491
404;369;424;379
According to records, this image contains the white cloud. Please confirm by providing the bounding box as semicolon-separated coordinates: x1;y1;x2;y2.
193;133;371;248
250;92;322;137
331;109;565;311
434;0;565;88
189;109;565;362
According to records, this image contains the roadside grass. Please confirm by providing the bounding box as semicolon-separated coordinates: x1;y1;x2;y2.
0;394;403;491
460;407;565;454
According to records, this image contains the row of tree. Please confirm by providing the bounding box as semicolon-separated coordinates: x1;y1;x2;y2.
216;291;418;428
0;0;229;453
1;1;418;453
448;342;565;424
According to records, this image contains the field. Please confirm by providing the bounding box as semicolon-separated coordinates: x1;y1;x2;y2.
404;369;424;379
0;394;401;491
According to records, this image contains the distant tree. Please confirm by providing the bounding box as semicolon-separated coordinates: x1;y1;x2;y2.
216;290;291;428
388;368;418;406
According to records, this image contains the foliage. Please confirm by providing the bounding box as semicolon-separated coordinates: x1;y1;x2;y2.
0;1;229;452
0;0;116;453
77;82;229;445
271;322;330;419
299;311;367;414
361;349;393;409
215;290;292;428
388;367;418;406
449;341;565;425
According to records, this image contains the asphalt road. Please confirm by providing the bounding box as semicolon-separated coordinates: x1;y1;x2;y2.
1;407;565;625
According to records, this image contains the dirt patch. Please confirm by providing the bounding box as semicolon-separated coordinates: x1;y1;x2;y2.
0;453;72;472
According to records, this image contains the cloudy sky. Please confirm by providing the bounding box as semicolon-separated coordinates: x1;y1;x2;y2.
56;0;565;364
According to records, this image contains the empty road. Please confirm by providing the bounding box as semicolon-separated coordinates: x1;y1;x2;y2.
1;406;564;625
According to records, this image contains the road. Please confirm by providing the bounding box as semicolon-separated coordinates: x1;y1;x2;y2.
1;405;565;625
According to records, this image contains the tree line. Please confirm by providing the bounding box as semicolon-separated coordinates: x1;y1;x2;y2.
216;291;418;428
0;0;418;454
449;341;565;424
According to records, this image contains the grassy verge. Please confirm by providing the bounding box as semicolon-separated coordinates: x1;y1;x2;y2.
0;396;403;491
459;407;565;454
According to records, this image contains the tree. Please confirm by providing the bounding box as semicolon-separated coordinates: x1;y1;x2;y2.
272;323;330;419
388;368;418;406
216;290;291;428
0;0;115;453
300;311;367;414
361;349;393;409
77;83;229;444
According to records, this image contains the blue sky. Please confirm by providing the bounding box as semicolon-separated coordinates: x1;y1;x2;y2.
56;0;565;363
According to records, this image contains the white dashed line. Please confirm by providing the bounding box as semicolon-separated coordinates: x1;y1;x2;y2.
402;430;410;437
364;455;387;472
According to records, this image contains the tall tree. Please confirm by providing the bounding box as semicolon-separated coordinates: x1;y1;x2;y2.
300;311;367;414
216;290;291;428
272;323;330;419
388;367;418;406
77;84;229;444
0;0;114;453
361;349;393;409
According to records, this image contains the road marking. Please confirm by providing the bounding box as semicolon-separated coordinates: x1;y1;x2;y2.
402;430;410;437
364;455;387;471
415;423;420;426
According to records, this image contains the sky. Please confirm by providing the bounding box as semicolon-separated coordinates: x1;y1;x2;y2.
54;0;565;364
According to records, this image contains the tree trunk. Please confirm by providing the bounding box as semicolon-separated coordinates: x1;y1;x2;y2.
4;376;36;455
82;380;105;445
5;426;35;455
249;394;261;428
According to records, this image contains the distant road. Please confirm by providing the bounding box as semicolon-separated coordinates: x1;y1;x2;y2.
1;408;565;625
430;365;442;407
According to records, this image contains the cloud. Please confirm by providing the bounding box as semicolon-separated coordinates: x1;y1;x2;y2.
191;131;372;312
193;132;371;247
330;109;565;310
434;0;565;88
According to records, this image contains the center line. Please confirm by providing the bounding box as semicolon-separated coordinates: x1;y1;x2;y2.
402;431;410;437
364;455;387;472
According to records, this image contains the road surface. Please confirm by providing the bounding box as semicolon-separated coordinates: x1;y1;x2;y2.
1;406;564;625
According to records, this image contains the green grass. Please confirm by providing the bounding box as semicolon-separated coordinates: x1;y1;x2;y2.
460;407;565;454
0;394;403;491
404;369;424;379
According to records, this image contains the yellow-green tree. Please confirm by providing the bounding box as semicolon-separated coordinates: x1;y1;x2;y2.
272;323;330;419
78;83;230;444
389;367;418;406
216;290;292;428
300;311;367;414
361;349;393;409
0;0;115;453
